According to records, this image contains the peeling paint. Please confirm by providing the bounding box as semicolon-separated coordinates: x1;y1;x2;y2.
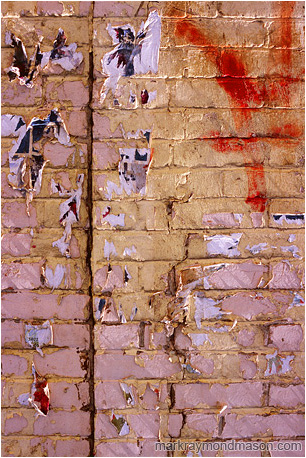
104;240;117;260
205;233;242;257
202;213;243;228
130;306;138;321
246;243;268;255
272;214;305;225
265;350;294;376
289;292;305;309
53;174;84;257
194;294;224;328
25;320;53;356
123;245;137;257
280;245;301;259
119;304;127;323
44;264;66;290
120;383;135;406
189;333;212;346
118;147;152;195
100;206;125;227
111;412;130;436
100;11;161;102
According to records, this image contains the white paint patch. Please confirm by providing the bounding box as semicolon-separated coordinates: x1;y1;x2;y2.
45;264;66;290
205;233;242;257
189;333;212;346
1;114;27;137
119;304;127;323
280;245;301;259
25;320;53;356
194;294;224;329
123;245;136;257
130;306;138;321
246;242;268;255
101;206;125;227
104;240;117;260
288;234;296;243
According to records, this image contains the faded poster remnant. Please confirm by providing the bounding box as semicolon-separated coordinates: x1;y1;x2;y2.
44;264;66;290
272;214;305;226
18;363;50;416
53;174;84;257
265;351;294;376
100;10;161;102
5;29;83;87
119;148;151;195
25;320;53;356
6;109;70;212
194;294;224;329
205;233;242;257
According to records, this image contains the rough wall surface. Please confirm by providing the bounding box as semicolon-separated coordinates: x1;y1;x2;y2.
1;1;305;457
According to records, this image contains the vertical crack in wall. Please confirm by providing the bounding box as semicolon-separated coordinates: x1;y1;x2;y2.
86;2;95;456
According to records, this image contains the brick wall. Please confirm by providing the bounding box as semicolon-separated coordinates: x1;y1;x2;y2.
1;2;305;457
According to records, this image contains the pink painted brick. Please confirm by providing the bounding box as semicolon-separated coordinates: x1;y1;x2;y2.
269;261;303;289
33;410;90;436
1;321;24;347
95;381;127;409
93;114;122;139
206;262;267;289
95;442;140;457
168;414;183;438
95;352;181;380
95;413;119;439
33;349;86;378
221;292;276;319
221;414;305;439
2;78;42;106
202;212;243;228
186;413;218;436
1;233;32;256
45;81;89;107
1;354;28;376
53;323;90;349
64;111;88;137
49;381;89;410
93;142;119;169
128;413;160;438
270;325;303;351
189;354;214;375
1;172;23;198
53;439;90;457
269;384;305;408
3;413;28;435
36;1;64;15
2;262;43;290
94;2;145;17
93;266;124;293
174;382;263;409
1;292;89;320
95;324;139;349
43;143;76;166
2;202;37;228
270;441;305;457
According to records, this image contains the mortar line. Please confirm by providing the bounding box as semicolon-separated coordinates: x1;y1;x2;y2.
87;2;96;456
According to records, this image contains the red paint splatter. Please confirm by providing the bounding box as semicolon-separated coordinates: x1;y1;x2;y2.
280;2;295;68
174;7;297;212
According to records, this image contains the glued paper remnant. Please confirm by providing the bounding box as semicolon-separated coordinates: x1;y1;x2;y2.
4;109;70;212
18;363;50;416
25;320;53;356
100;10;161;102
5;28;83;87
53;174;84;257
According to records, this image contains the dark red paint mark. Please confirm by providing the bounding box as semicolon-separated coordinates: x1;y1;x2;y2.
174;7;297;212
141;89;149;104
34;378;49;415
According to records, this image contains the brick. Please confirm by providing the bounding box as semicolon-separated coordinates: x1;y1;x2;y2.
168;414;183;438
95;352;182;380
95;324;140;350
94;2;147;17
1;292;89;320
269;325;303;351
2;202;38;228
1;437;90;458
221;413;305;439
1;354;29;376
33;348;87;378
128;413;160;438
217;2;305;18
2;261;43;290
1;233;32;256
45;80;89;107
174;382;263;409
95;381;127;410
269;261;303;289
185;413;217;437
269;384;305;408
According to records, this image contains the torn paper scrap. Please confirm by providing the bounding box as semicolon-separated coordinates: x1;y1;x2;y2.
272;214;305;226
25;320;53;356
7;109;70;212
246;243;268;255
119;148;152;196
6;29;83;87
44;264;66;289
1;114;26;137
130;305;138;320
194;294;224;329
104;240;117;260
52;174;84;257
205;233;242;257
101;207;125;227
18;363;50;416
100;10;161;102
120;383;135;406
265;351;294;376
